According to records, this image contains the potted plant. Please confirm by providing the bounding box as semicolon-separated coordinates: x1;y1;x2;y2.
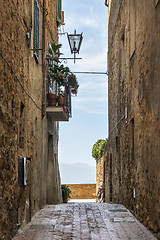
68;73;79;94
61;184;71;203
47;93;57;106
47;43;70;86
46;43;79;104
57;89;65;106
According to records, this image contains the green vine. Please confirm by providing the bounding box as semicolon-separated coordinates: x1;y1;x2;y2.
92;139;107;159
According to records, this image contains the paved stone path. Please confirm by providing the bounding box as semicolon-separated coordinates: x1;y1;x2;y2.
12;201;157;240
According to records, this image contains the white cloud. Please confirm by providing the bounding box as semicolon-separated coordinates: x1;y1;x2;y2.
73;96;107;103
73;103;107;115
79;80;107;90
71;50;108;73
80;16;99;28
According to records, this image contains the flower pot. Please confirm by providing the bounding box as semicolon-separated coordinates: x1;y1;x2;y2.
47;93;57;106
58;96;65;106
63;196;68;203
71;88;77;95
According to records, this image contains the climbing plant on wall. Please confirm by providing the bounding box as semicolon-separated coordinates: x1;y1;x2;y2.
92;139;107;159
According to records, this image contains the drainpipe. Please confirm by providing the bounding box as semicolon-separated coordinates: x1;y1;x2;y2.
42;0;46;118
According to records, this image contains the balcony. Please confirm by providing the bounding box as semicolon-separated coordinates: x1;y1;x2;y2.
46;86;71;122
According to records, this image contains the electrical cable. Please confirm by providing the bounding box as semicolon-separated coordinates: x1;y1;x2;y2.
36;0;48;16
9;0;28;33
0;50;42;111
109;116;125;134
34;0;55;43
45;21;55;43
73;71;108;75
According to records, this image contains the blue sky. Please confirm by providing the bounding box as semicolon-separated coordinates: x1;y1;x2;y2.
58;0;108;183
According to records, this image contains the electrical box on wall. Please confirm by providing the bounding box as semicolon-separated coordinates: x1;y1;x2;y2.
18;156;27;186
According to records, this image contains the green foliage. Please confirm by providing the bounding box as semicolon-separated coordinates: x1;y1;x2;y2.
92;139;107;159
47;43;69;86
68;73;79;92
61;184;71;199
46;43;79;91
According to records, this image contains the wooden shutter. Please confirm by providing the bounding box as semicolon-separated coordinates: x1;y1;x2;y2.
18;156;27;186
56;0;62;26
34;0;39;62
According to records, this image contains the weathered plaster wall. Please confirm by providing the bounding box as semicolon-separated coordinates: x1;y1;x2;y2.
106;0;160;238
0;0;62;239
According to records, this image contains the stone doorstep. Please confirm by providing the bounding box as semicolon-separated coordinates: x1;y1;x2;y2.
109;209;128;212
110;216;135;222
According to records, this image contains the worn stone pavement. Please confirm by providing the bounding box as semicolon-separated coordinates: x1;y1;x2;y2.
12;200;157;240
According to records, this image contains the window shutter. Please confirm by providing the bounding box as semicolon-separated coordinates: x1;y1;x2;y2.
34;0;39;62
18;156;27;186
56;0;62;26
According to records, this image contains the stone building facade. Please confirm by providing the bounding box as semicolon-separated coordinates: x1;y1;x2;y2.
104;0;160;238
0;0;66;239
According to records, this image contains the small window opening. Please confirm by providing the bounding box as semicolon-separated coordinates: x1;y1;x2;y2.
116;136;119;153
19;102;25;148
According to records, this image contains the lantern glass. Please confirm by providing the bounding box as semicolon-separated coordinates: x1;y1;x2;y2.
67;30;83;54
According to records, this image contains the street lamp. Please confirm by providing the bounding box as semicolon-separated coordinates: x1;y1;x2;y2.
67;29;83;63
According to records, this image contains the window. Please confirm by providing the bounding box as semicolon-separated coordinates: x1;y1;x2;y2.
131;118;134;162
116;136;119;153
18;156;27;186
19;102;25;149
34;0;39;62
56;0;62;27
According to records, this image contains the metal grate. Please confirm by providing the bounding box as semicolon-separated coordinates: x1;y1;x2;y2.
34;0;39;62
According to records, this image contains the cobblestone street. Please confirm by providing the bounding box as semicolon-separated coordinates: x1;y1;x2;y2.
12;201;157;240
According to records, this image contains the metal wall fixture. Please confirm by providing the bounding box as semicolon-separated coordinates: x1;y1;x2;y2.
67;29;83;63
58;29;83;63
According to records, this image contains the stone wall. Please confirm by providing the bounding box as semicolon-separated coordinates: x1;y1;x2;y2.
96;157;104;194
105;0;160;238
67;184;96;199
0;1;62;239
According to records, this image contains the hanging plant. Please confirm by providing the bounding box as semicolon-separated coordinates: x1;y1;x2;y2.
46;42;79;94
92;139;108;159
68;73;79;94
47;43;69;86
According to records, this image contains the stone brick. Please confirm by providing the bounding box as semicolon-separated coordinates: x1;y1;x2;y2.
12;202;157;240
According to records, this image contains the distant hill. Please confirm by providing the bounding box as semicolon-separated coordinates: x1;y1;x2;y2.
59;162;96;184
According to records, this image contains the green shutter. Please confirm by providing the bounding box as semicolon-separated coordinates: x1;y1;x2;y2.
56;0;62;26
34;0;39;62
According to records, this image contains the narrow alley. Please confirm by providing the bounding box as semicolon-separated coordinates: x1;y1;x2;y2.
1;0;160;239
12;201;156;240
